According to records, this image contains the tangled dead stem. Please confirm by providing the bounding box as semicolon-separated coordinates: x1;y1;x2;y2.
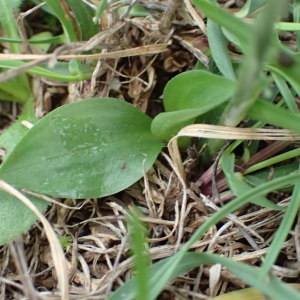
0;0;300;299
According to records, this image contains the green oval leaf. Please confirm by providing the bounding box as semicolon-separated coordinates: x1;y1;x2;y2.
0;98;164;198
154;70;236;140
163;70;236;112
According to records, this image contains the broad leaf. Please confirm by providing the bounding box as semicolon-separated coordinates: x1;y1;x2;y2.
154;71;235;140
151;108;206;141
163;70;236;112
0;98;164;198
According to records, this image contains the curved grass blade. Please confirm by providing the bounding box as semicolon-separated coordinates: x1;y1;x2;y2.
128;208;150;300
246;99;300;136
235;0;266;18
272;72;298;114
219;0;289;128
206;0;235;80
66;0;98;40
0;60;95;82
259;163;300;279
133;172;300;300
94;0;107;24
191;0;250;48
207;19;236;80
293;0;300;50
244;148;300;175
109;252;300;300
0;34;66;44
222;152;285;211
43;0;78;42
211;284;300;300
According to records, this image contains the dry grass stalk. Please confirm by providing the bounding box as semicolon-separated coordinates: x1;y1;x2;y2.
168;124;300;182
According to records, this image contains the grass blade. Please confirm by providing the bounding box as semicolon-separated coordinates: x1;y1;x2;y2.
220;0;289;127
293;0;300;50
222;152;285;211
110;252;300;300
138;172;300;300
128;209;150;300
191;0;250;48
260;164;300;279
272;72;298;113
207;19;236;80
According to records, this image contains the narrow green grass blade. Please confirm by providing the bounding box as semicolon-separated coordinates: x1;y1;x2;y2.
0;0;22;53
128;209;150;300
94;0;107;24
0;35;66;44
43;0;78;42
293;0;300;50
206;0;236;80
246;99;300;136
260;164;300;279
191;0;250;48
220;0;289;127
109;252;300;300
272;72;298;113
65;0;98;40
212;284;300;300
225;87;281;154
139;172;300;300
266;53;300;98
235;0;266;18
244;148;300;175
0;60;94;82
275;22;300;31
222;152;285;211
207;19;236;80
